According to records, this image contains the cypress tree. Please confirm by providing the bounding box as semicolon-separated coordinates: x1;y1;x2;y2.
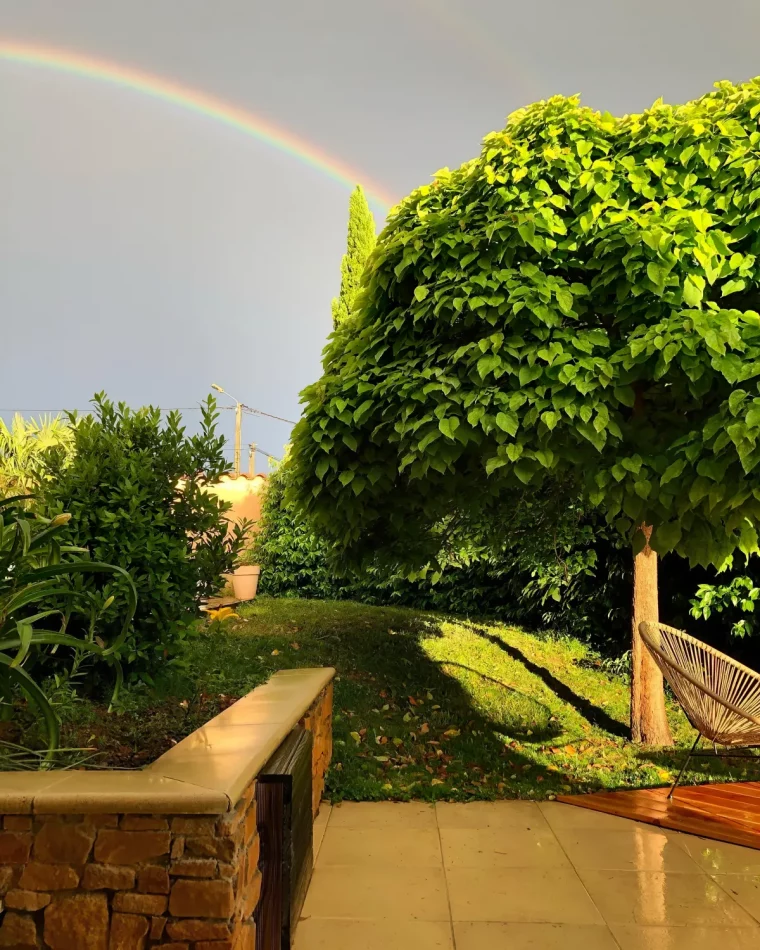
331;185;376;329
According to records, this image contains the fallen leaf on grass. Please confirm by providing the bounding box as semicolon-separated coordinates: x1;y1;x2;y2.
431;778;445;786
271;649;280;656
420;723;430;735
443;728;461;738
349;732;362;744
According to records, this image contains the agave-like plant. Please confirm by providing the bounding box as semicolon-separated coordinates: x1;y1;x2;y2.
0;494;137;759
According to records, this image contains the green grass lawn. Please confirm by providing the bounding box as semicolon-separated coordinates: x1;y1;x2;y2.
59;596;760;801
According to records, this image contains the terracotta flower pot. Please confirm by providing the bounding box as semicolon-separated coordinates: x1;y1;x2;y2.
232;565;261;601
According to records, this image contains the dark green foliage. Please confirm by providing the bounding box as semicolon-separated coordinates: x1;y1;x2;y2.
40;395;244;675
254;464;340;600
0;494;136;756
331;185;377;330
292;81;760;575
255;465;628;648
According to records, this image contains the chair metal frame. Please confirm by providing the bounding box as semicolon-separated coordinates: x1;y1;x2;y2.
639;621;760;798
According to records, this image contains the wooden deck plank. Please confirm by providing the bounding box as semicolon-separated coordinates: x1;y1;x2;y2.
557;782;760;850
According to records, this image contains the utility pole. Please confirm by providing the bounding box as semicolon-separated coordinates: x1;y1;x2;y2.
211;383;245;475
248;443;257;477
234;402;243;475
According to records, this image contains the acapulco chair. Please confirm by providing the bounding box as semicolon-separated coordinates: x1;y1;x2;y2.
639;621;760;797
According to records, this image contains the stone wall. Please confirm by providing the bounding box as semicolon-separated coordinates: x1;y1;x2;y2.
300;683;333;819
0;682;333;950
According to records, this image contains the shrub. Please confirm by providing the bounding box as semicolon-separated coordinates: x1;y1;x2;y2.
40;394;245;675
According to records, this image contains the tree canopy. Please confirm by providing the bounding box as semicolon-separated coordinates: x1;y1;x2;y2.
331;185;377;329
292;79;760;574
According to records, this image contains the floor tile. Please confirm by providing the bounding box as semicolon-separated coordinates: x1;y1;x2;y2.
294;919;454;950
313;804;331;864
540;802;661;834
558;827;701;872
329;801;437;830
676;835;760;874
436;801;548;830
317;827;442;868
578;869;757;927
440;826;569;869
301;866;450;920
610;924;760;949
712;874;760;924
454;922;619;949
446;867;604;924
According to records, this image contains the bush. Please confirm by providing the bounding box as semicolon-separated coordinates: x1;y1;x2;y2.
40;395;244;676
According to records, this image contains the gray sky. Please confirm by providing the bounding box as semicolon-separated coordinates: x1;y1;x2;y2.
2;0;760;463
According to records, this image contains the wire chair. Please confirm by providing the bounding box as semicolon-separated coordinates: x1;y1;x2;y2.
639;621;760;797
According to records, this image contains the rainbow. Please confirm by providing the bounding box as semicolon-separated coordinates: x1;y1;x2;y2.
0;40;395;212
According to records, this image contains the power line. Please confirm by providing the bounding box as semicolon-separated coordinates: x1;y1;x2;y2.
0;406;298;424
0;407;206;413
242;406;298;426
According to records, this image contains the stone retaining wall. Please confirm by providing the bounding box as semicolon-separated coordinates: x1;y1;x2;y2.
0;674;333;949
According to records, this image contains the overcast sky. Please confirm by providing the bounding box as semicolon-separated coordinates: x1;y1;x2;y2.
2;0;760;464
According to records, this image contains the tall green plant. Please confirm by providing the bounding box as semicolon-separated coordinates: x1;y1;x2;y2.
291;79;760;744
0;495;136;756
331;185;377;329
0;414;73;497
40;394;245;674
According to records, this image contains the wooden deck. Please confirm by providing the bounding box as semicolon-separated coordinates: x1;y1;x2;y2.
557;782;760;850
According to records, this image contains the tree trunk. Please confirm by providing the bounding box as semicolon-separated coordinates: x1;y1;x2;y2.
630;524;673;746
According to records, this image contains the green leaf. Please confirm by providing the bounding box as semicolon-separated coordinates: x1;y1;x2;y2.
414;285;430;302
661;459;685;485
721;278;746;297
633;479;651;499
485;456;507;475
541;410;560;431
353;400;374;424
315;458;329;481
651;522;682;554
438;417;460;440
495;412;519;436
477;354;501;379
338;470;355;486
683;274;705;307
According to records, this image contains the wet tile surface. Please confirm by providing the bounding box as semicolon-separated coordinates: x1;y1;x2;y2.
295;801;760;949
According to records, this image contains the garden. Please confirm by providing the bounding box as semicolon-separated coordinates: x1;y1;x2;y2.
5;74;760;804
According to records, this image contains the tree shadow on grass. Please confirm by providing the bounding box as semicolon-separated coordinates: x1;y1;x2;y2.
462;621;630;739
203;599;612;798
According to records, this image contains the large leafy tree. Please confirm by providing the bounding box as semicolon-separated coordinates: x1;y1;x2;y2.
331;185;377;329
291;79;760;745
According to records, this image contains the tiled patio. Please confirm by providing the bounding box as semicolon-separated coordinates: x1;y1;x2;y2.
297;800;760;949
